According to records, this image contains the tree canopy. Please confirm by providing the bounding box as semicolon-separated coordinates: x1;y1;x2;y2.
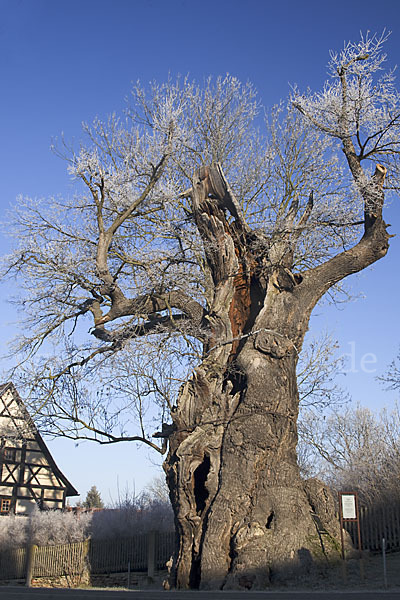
3;32;397;452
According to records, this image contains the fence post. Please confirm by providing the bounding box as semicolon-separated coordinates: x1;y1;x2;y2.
25;544;37;587
147;530;156;580
382;537;388;589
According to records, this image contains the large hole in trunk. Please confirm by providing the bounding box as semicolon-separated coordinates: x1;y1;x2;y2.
193;454;210;514
190;455;211;589
266;511;274;529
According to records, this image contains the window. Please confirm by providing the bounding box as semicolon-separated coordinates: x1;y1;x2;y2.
4;448;16;461
0;499;11;514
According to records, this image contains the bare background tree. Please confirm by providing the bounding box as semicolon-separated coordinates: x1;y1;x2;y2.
297;333;349;410
299;403;400;505
1;33;399;589
380;347;400;392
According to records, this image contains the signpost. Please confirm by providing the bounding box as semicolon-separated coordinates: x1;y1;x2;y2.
341;493;356;520
338;492;362;559
338;492;363;583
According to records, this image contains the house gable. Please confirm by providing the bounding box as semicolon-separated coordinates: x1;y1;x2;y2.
0;382;78;515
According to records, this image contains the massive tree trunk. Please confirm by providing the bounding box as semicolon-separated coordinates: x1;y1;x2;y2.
163;164;389;589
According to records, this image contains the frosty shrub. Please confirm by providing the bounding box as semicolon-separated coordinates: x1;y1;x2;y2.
0;508;92;550
0;495;173;549
28;507;92;546
0;514;28;550
90;494;173;540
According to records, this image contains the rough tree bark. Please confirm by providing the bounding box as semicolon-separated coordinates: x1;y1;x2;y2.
163;163;390;589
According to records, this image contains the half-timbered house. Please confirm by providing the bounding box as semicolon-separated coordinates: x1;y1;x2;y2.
0;382;78;515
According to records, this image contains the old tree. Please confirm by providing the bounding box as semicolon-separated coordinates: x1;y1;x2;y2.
3;34;400;588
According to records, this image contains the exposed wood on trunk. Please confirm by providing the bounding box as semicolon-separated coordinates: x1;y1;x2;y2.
228;258;252;356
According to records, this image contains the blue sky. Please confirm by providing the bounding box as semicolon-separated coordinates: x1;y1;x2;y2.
1;0;400;504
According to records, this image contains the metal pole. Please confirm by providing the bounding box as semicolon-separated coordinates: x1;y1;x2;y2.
355;493;364;581
355;493;362;557
127;560;131;589
338;493;347;584
382;537;387;589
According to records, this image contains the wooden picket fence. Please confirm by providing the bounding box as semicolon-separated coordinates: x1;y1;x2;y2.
89;534;147;574
89;531;175;574
343;503;400;552
1;505;400;583
0;530;175;581
34;540;90;577
0;547;27;580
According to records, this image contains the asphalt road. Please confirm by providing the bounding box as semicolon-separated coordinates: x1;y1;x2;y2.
1;588;400;600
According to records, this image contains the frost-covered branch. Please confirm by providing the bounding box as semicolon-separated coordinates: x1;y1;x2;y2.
1;37;398;447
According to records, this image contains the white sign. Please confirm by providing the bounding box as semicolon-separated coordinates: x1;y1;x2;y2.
341;494;356;520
